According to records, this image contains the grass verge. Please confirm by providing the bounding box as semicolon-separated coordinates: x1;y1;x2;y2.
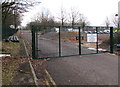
2;57;20;85
2;32;27;85
2;40;26;57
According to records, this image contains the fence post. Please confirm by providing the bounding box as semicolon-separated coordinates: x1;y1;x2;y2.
110;27;114;53
35;29;38;58
96;27;99;53
32;25;36;59
78;27;81;55
59;26;61;56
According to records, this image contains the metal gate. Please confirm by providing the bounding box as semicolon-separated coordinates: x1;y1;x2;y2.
32;25;114;59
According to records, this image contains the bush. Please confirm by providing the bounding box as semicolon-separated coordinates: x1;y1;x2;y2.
99;32;120;49
114;32;120;44
2;25;18;39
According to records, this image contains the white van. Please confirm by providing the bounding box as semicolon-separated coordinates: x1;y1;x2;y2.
103;30;110;33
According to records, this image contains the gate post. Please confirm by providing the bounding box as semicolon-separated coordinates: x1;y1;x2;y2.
59;26;61;56
32;25;36;59
110;27;114;53
35;30;38;58
78;27;81;55
96;27;99;53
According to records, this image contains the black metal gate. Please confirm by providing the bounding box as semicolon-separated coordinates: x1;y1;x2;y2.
32;25;114;59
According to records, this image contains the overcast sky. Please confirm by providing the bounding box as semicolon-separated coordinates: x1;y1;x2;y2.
21;0;120;26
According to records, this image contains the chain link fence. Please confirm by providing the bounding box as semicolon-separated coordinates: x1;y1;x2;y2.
31;25;114;59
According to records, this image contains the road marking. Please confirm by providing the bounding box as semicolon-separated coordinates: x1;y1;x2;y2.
45;78;50;87
23;39;39;87
88;48;107;52
108;53;117;56
45;69;57;86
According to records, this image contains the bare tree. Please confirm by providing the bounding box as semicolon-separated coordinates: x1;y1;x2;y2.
69;7;81;28
77;14;90;31
2;0;41;25
1;0;41;39
112;14;119;28
105;17;110;29
68;7;89;29
33;8;56;26
57;7;67;26
78;14;89;25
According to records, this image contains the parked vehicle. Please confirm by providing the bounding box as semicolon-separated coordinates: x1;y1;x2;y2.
84;31;93;34
103;30;110;33
98;31;104;34
87;31;92;34
84;31;88;33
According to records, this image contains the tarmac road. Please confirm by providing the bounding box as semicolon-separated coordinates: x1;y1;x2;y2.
21;30;118;85
37;38;96;58
45;54;118;85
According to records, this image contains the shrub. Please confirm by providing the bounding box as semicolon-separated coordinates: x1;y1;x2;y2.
114;32;120;44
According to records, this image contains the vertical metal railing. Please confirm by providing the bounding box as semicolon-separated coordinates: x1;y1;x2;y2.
35;30;38;58
110;27;114;53
78;27;81;55
96;27;99;53
59;26;61;56
32;26;36;59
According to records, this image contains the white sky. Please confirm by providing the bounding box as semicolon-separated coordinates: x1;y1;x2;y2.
21;0;120;26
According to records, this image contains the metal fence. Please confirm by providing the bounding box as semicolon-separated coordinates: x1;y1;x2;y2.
32;25;114;59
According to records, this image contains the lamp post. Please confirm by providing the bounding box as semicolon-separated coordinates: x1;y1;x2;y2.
118;1;120;31
115;14;119;31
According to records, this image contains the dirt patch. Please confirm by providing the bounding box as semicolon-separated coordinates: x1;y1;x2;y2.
2;57;29;85
82;43;97;48
2;57;46;85
11;61;35;85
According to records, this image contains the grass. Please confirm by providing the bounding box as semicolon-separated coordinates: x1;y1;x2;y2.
2;40;26;57
2;32;27;85
19;40;27;56
2;58;20;85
